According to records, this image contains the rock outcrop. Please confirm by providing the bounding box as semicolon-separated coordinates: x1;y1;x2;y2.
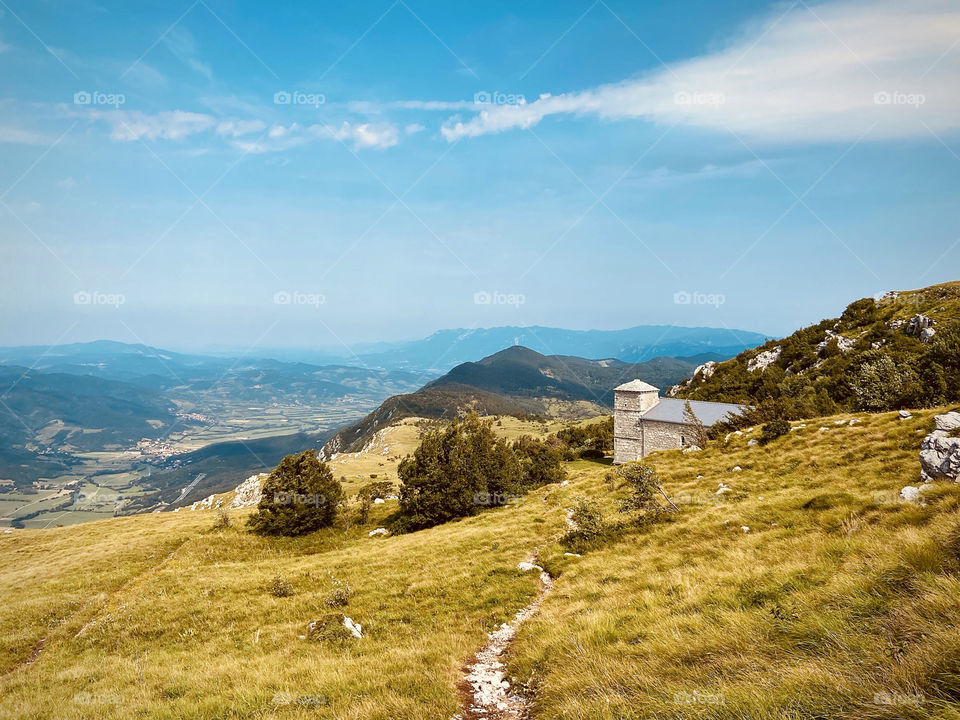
919;412;960;482
747;346;782;373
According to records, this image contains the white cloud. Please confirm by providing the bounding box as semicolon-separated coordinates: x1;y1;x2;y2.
216;119;266;137
404;123;426;135
98;110;218;141
441;0;960;143
57;177;77;189
0;124;52;145
236;121;400;152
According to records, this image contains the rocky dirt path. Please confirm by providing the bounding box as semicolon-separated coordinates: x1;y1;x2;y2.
453;509;575;719
454;559;554;720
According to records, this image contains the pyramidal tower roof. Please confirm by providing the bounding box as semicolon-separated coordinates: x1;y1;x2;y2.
614;379;659;393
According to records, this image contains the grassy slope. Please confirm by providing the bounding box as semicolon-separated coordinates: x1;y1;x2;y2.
2;410;959;719
516;407;960;719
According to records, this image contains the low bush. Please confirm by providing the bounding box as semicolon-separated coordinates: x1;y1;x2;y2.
562;497;611;552
212;507;232;530
324;576;352;608
614;462;672;516
306;614;352;643
513;435;567;488
268;575;294;598
760;419;792;444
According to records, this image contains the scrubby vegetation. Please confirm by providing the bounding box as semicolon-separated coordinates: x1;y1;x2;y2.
397;413;521;531
551;416;613;459
677;282;960;422
247;450;343;536
395;413;577;531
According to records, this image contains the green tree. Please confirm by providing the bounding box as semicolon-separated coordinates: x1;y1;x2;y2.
248;451;343;536
512;435;567;489
397;413;520;531
851;353;917;411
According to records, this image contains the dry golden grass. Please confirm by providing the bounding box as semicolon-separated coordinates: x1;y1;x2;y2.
514;408;960;719
2;409;958;719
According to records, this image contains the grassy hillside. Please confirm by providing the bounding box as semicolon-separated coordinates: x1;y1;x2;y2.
2;409;959;719
673;282;960;419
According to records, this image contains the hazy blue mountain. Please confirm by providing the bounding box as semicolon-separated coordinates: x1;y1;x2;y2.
322;346;714;455
349;325;767;372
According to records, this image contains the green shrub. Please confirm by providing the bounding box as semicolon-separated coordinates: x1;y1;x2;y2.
513;435;567;488
324;576;352;607
614;462;670;515
212;507;232;530
552;417;613;458
397;413;519;531
760;419;792;444
356;481;394;523
268;575;294;598
562;497;610;552
248;451;344;536
306;614;352;643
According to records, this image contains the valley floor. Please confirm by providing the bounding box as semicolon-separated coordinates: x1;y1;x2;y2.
1;410;959;719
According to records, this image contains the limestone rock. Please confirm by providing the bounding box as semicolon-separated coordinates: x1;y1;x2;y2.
695;361;717;380
905;314;935;337
368;528;389;537
934;412;960;433
898;410;912;420
817;329;856;354
920;327;936;343
229;474;265;508
343;617;363;639
918;412;960;482
747;346;782;373
900;486;921;503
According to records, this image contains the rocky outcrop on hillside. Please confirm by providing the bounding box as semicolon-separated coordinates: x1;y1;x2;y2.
747;346;781;373
920;412;960;482
174;473;266;512
672;282;960;418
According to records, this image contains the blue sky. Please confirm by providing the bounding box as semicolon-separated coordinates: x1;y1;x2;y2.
0;0;957;353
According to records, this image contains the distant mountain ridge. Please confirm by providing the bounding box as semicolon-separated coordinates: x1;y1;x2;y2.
321;346;721;455
347;325;768;372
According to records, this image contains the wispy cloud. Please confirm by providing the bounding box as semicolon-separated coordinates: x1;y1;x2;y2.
161;28;214;80
0;124;54;145
441;0;960;143
216;119;266;137
234;121;400;152
95;109;218;141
